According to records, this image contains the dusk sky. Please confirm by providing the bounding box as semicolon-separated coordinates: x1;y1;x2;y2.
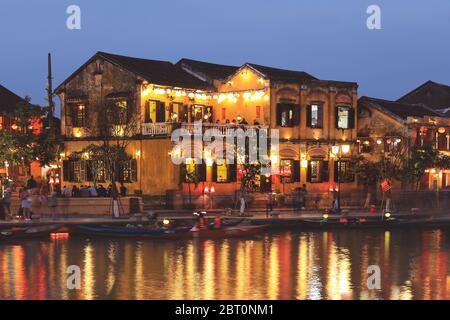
1;0;449;113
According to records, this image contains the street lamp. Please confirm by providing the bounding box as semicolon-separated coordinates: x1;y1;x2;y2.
331;144;351;213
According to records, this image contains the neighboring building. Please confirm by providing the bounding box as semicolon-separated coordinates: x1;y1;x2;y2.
397;80;450;115
358;96;450;190
56;52;358;204
0;84;42;180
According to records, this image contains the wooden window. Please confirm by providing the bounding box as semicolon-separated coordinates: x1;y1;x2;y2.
280;159;294;183
145;100;165;123
335;106;355;130
276;103;299;127
116;100;128;125
307;103;323;128
334;160;354;183
213;159;228;183
71;104;86;127
119;159;137;183
307;160;329;183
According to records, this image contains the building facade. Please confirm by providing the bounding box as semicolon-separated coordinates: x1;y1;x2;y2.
56;52;358;205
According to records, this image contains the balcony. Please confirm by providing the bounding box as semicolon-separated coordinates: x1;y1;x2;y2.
141;122;264;137
142;123;173;136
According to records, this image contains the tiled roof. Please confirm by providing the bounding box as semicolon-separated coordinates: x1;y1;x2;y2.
0;84;25;114
359;96;445;120
176;58;239;81
397;80;450;110
246;63;317;83
56;52;212;92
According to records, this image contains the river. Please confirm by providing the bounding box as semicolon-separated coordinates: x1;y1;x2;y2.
0;228;449;300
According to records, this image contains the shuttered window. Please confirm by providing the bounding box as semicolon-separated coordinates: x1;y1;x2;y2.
307;104;323;128
335;106;355;129
276;103;299;127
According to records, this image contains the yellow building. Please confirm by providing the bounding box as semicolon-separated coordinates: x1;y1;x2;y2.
358;96;450;190
56;52;359;206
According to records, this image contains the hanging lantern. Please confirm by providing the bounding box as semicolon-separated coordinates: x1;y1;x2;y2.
438;127;446;134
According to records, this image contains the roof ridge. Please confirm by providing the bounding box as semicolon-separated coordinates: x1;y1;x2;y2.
97;51;173;65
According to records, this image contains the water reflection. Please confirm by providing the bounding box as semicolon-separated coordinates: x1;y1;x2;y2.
0;229;449;300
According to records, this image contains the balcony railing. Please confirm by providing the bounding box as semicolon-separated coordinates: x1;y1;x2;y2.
142;123;172;136
141;122;264;137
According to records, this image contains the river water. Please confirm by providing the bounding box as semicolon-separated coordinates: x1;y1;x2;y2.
0;228;449;300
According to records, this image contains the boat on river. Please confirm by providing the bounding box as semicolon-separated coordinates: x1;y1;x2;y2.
76;224;268;239
0;225;63;240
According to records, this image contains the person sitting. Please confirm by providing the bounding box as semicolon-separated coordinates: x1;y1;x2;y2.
80;185;90;197
96;184;108;197
62;185;72;198
88;185;98;197
120;183;127;197
72;185;80;197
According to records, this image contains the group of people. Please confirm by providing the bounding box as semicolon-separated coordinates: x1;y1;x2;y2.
61;183;127;198
0;176;58;221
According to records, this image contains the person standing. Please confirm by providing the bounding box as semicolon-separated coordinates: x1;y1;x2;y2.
240;196;246;217
2;187;12;219
266;192;274;218
20;188;31;221
300;184;308;210
48;190;58;220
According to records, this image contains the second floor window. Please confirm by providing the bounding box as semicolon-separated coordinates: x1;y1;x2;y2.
145;100;166;123
72;104;86;127
276;103;299;127
335;106;355;130
116;100;128;125
307;104;323;128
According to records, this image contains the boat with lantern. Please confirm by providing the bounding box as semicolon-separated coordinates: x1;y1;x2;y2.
0;224;64;240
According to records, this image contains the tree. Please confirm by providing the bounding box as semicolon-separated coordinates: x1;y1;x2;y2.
402;144;440;190
0;97;44;179
83;99;139;201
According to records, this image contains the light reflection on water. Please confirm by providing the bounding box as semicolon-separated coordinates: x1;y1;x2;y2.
0;228;449;300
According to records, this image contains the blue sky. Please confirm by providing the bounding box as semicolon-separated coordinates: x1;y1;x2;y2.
0;0;449;113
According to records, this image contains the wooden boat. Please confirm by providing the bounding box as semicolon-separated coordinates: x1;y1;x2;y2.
0;225;63;240
76;224;268;239
297;217;422;229
76;225;192;239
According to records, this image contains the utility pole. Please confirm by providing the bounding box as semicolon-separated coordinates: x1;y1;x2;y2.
47;52;54;130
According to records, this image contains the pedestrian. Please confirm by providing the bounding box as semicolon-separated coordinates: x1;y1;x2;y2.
1;187;12;219
266;192;274;218
48;190;58;220
26;176;38;191
239;196;246;217
20;188;31;221
300;184;308;210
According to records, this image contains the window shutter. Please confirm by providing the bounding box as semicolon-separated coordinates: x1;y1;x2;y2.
229;163;237;182
276;104;283;126
80;161;87;182
156;101;166;122
348;107;355;129
63;160;70;181
131;159;137;182
335;107;340;129
293;160;300;182
212;163;218;182
65;104;73;127
306;105;312;127
321;161;329;182
307;161;312;183
293;104;300;125
318;105;324;128
181;165;187;183
182;105;189;123
334;161;339;183
86;160;94;182
197;163;207;182
144;101;150;123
